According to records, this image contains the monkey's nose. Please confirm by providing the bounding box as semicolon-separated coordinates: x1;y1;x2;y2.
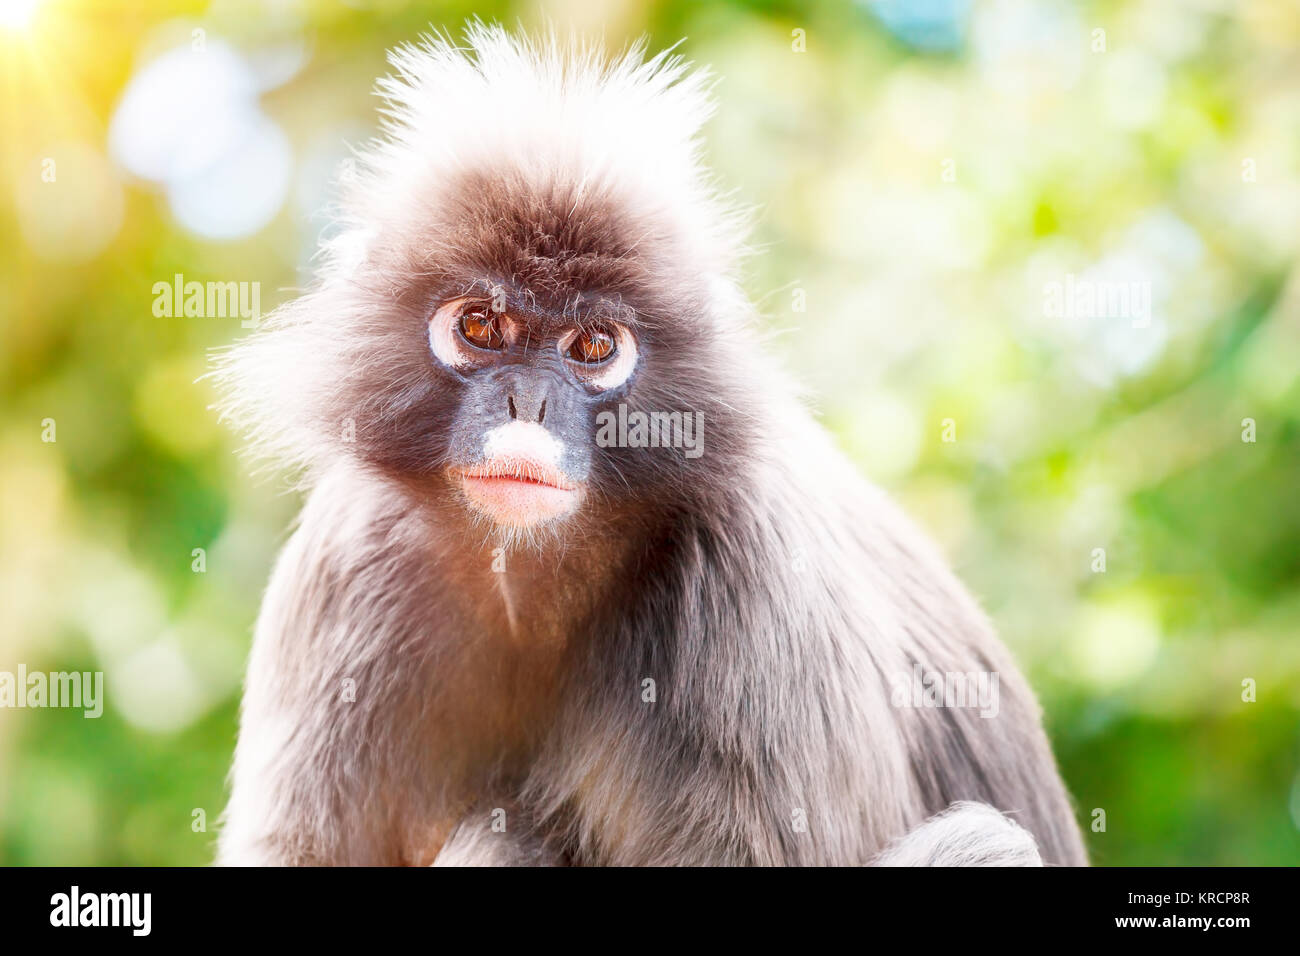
507;394;546;423
503;374;551;424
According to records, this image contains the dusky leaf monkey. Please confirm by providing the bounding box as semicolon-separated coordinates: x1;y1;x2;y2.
214;24;1087;867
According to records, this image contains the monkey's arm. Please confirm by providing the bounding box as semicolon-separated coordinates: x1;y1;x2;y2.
218;472;449;865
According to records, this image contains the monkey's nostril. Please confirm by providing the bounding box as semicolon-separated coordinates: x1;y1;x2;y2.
538;399;547;424
508;396;517;420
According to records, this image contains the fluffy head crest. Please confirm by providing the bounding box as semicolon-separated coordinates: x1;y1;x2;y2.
331;23;744;282
213;24;754;483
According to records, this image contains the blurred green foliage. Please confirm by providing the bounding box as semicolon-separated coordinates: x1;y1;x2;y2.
1;0;1298;865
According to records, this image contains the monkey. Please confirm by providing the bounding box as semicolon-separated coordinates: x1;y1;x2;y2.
212;24;1088;867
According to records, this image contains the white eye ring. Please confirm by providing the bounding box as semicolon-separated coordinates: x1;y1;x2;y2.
429;297;474;369
558;324;638;390
430;297;515;368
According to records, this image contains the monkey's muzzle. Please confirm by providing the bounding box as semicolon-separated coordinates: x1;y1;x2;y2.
453;461;581;528
450;421;583;527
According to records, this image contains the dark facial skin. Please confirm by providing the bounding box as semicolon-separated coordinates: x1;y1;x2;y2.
436;287;635;495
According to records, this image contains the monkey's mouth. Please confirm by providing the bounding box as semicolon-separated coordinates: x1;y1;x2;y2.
451;458;582;527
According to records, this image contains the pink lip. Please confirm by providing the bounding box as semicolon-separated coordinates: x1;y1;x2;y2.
454;457;577;490
451;457;582;526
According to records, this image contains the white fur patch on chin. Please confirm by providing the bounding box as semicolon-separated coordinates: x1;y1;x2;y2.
482;421;564;466
457;422;581;527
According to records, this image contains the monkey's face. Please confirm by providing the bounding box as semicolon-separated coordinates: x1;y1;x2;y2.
427;292;639;531
240;171;753;542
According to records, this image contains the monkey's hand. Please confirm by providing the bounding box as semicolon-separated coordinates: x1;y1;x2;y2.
869;802;1043;867
432;806;566;867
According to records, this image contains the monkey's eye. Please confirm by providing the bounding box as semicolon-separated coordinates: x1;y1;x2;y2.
557;322;637;390
567;328;616;364
459;310;505;350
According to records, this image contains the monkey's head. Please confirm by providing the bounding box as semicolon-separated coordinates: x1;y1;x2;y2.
216;25;765;543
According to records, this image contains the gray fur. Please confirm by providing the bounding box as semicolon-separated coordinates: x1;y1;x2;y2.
213;26;1087;868
433;805;563;867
